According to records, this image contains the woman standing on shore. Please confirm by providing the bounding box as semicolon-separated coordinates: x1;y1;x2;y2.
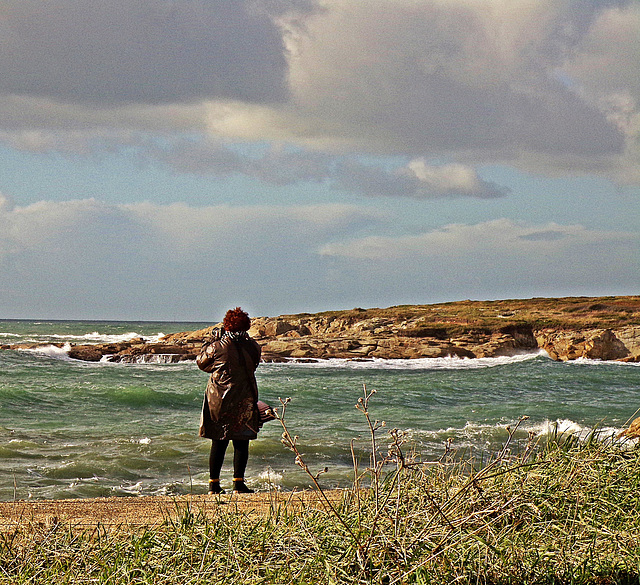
197;307;262;494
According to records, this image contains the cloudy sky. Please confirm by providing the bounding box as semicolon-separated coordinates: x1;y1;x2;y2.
0;0;638;320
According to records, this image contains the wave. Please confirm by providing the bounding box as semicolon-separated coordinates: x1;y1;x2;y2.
408;417;629;449
258;467;284;485
45;331;165;344
566;357;640;368
103;354;189;365
21;343;75;360
527;418;624;442
268;351;545;370
26;348;542;368
4;331;166;346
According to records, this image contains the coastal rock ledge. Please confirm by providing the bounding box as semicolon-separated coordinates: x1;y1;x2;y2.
3;296;639;363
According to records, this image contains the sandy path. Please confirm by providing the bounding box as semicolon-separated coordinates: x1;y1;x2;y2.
0;490;346;533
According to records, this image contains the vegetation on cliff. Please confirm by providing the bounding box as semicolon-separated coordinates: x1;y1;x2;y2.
281;295;640;334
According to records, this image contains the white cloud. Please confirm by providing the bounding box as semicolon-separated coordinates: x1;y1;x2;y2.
405;160;509;198
148;142;511;198
0;132;509;199
1;199;637;318
319;219;638;261
0;0;638;192
0;198;380;317
329;158;509;199
0;198;376;258
0;198;121;250
121;200;376;254
0;192;13;213
316;218;640;305
0;97;210;143
204;0;638;180
567;4;640;106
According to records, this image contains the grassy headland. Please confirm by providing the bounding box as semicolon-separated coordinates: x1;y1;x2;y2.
289;295;640;333
4;295;638;363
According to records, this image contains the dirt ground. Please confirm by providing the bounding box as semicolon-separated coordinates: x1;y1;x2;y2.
0;490;346;534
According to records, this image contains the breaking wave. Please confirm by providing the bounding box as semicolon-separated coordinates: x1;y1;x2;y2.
407;417;628;452
22;343;75;360
271;351;545;370
44;331;164;344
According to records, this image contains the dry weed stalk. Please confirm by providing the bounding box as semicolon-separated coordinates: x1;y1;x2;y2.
276;386;558;583
275;397;366;561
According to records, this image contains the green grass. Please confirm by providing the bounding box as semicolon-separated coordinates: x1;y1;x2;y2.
2;402;640;584
280;295;640;333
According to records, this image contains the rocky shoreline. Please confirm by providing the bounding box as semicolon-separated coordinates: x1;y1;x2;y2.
3;295;639;363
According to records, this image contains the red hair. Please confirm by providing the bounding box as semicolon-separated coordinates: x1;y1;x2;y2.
223;307;251;332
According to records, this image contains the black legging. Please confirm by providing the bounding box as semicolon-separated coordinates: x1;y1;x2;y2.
209;439;249;480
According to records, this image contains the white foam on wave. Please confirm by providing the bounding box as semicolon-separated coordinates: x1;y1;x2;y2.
259;467;283;486
102;354;188;365
46;331;162;344
406;421;513;450
118;481;144;495
10;330;167;346
527;418;622;441
22;343;74;360
567;357;640;368
408;417;627;448
269;351;544;370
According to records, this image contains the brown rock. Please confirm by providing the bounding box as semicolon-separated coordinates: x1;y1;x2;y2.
350;344;377;356
261;351;289;363
4;296;638;363
499;325;537;349
370;347;406;359
68;345;104;362
297;325;312;336
248;326;267;338
262;340;295;356
536;328;633;362
265;319;296;337
583;330;629;361
290;348;314;358
445;346;476;359
610;325;640;362
413;346;448;358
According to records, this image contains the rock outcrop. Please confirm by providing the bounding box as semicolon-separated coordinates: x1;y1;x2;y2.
535;327;640;362
3;296;639;363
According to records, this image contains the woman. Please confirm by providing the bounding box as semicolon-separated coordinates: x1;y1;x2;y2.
197;307;262;494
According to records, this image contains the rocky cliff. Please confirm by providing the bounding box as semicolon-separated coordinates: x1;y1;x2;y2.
4;296;639;363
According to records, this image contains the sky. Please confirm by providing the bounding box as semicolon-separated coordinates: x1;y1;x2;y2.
0;0;639;321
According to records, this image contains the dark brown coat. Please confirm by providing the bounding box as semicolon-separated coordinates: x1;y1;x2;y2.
197;334;262;440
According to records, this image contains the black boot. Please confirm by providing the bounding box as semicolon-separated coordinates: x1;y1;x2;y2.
232;478;254;494
208;479;225;494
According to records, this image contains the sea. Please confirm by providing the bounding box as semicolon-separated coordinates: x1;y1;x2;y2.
1;319;639;501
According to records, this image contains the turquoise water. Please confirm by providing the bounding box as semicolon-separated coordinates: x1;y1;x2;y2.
1;320;639;500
